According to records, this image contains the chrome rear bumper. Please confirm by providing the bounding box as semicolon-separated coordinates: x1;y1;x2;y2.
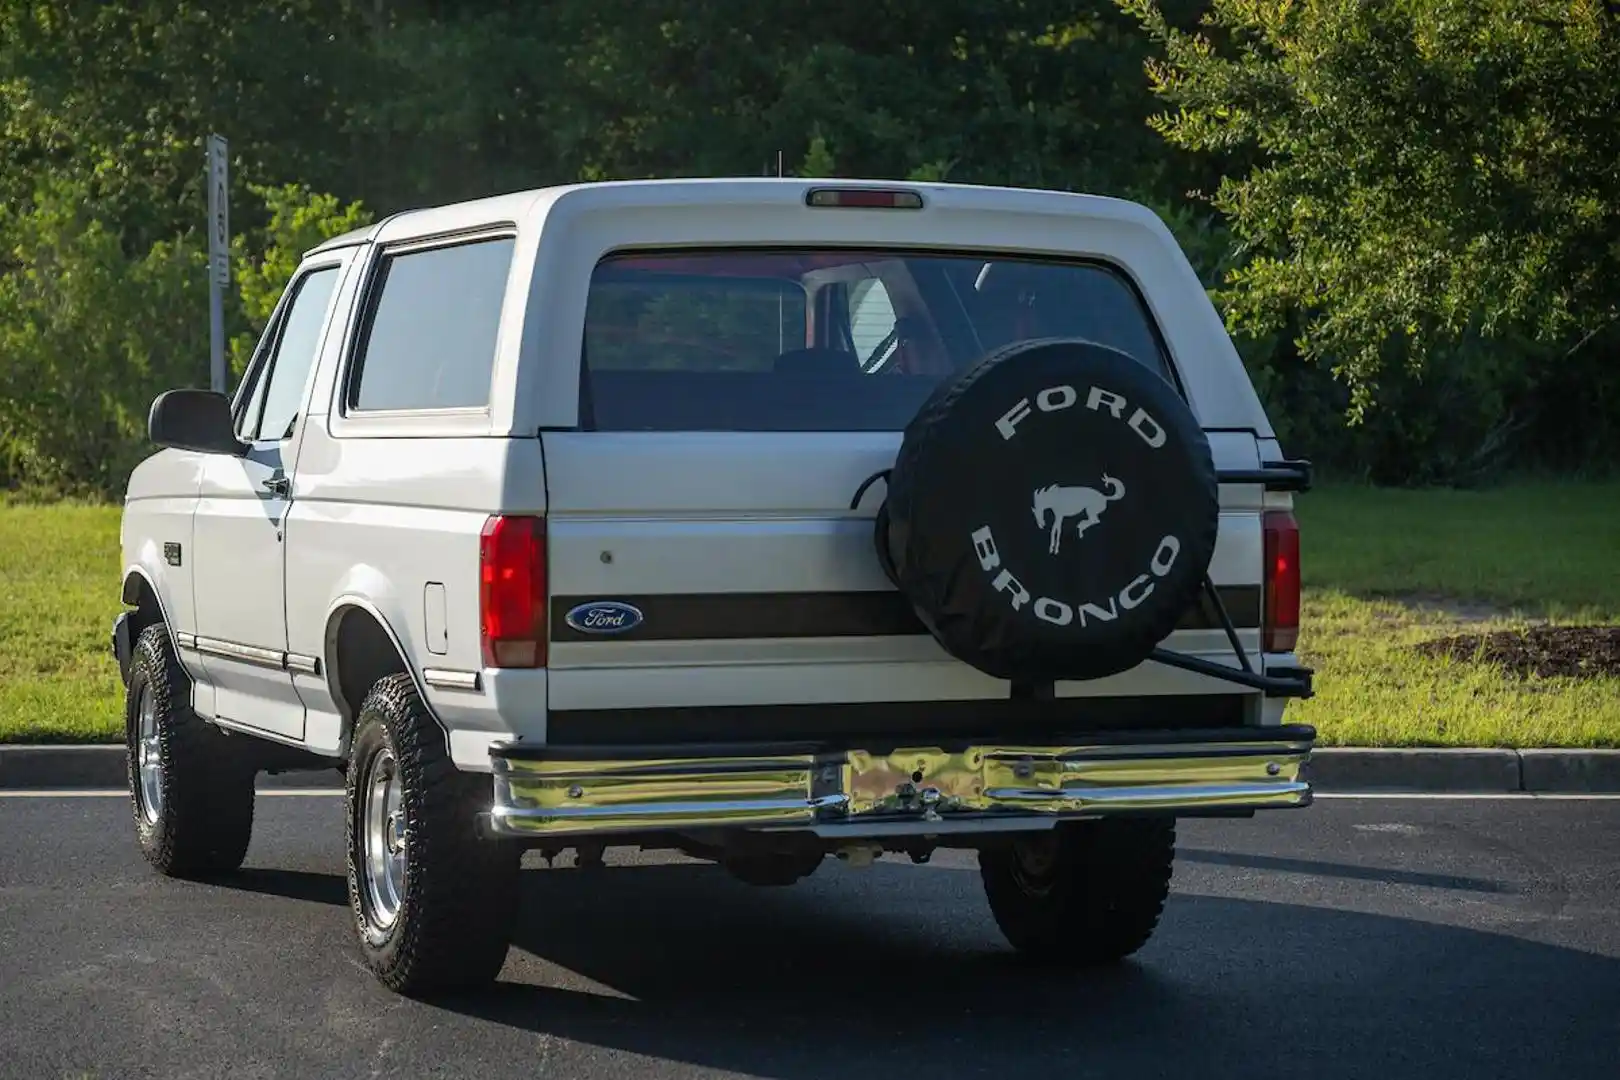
483;726;1314;839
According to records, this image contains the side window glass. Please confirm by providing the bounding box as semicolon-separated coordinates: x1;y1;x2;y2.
349;236;515;411
847;278;898;372
234;355;272;442
247;266;341;442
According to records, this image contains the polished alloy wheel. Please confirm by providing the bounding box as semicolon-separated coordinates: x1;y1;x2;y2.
135;683;164;825
361;747;408;930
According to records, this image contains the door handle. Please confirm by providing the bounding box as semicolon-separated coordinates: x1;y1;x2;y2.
262;474;291;497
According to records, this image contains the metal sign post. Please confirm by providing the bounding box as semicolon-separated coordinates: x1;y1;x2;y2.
206;134;230;393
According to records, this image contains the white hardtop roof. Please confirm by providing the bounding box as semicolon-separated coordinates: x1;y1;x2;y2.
306;177;1166;257
299;176;1272;437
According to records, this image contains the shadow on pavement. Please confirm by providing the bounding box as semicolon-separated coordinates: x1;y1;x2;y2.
190;857;1616;1078
1176;847;1513;893
427;861;1615;1080
227;866;348;906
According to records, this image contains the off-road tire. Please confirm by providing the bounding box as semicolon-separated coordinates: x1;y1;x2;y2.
124;624;256;878
979;817;1175;965
345;672;520;997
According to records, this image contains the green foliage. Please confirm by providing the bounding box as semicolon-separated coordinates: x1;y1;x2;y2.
0;0;1215;500
0;1;367;251
0;179;369;495
1120;0;1620;479
797;134;839;178
345;0;1201;200
1;0;1617;495
228;183;374;378
0;176;209;496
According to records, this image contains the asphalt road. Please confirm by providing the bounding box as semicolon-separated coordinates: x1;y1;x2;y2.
1;791;1617;1080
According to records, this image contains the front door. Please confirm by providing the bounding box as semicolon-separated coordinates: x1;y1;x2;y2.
192;261;345;740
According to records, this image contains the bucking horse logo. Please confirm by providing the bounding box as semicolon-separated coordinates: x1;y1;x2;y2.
1031;476;1126;555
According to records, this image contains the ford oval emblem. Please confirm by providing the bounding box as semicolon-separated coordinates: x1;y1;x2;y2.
564;601;645;635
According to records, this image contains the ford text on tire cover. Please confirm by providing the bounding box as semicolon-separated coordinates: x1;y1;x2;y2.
113;179;1314;996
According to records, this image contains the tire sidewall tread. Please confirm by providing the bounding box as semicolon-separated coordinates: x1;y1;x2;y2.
124;624;255;879
344;672;518;997
978;817;1176;965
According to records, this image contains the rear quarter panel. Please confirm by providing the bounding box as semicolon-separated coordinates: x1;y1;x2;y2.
282;424;544;766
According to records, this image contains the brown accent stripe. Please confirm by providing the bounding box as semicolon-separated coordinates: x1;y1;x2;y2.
551;586;1261;643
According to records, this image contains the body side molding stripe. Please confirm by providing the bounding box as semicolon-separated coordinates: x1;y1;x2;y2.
189;634;322;676
423;668;483;692
549;586;1262;643
285;652;323;676
192;637;286;669
192;637;322;676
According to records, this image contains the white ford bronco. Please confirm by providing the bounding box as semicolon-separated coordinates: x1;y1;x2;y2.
114;177;1315;997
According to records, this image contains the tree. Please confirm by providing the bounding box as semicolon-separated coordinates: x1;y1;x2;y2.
0;180;368;496
0;1;366;252
1119;0;1620;456
229;183;374;377
0;177;210;495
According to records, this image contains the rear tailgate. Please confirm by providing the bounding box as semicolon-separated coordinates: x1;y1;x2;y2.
542;430;1267;710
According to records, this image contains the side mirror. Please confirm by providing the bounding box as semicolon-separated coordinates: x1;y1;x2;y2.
148;389;247;456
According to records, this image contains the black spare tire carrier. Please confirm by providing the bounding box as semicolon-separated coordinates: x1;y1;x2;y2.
853;338;1312;700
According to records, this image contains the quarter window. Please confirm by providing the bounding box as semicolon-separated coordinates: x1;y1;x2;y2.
348;236;515;412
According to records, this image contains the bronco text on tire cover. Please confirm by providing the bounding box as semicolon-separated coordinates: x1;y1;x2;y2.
879;337;1221;684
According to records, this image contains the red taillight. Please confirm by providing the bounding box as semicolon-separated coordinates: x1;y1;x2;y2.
805;187;924;209
1263;510;1301;653
479;515;547;668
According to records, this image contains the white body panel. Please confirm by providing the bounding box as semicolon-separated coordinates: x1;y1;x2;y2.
541;431;1267;715
282;426;540;761
116;178;1298;772
191;448;303;738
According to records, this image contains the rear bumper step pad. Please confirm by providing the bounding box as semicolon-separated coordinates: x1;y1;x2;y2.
482;726;1315;839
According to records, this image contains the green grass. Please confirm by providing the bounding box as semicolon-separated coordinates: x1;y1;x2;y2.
1290;480;1620;746
2;482;1618;746
0;502;125;742
1299;481;1620;618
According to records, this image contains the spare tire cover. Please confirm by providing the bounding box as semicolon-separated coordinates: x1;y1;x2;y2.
882;337;1219;683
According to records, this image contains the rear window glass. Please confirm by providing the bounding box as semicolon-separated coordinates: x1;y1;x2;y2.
581;249;1172;432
